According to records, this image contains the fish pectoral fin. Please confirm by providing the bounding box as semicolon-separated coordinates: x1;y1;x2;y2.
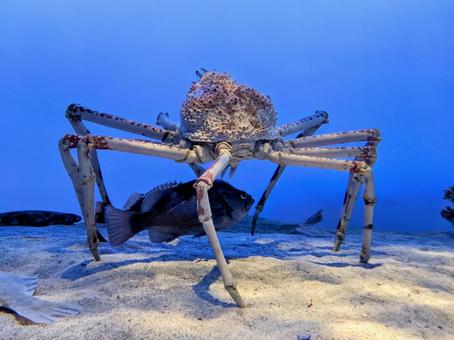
7;295;81;324
147;228;177;243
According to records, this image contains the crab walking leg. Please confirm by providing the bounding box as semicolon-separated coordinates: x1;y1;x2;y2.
76;142;100;261
251;124;325;234
360;171;376;263
58;139;83;205
66;114;111;205
251;165;286;235
66;104;175;141
333;173;363;251
285;146;376;160
286;129;381;148
195;144;245;307
268;151;370;172
61;135;203;162
267;151;377;262
333;140;379;253
278;111;329;137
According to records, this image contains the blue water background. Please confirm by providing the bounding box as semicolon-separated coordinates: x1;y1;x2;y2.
1;1;453;232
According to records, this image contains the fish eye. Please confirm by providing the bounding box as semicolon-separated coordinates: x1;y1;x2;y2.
240;193;247;200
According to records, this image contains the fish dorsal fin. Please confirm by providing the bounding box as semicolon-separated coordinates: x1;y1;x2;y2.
140;181;181;213
123;192;144;211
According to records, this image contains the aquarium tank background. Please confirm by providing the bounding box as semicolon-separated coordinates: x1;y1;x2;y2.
1;1;453;232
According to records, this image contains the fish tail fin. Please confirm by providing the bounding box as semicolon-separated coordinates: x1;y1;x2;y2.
104;206;137;245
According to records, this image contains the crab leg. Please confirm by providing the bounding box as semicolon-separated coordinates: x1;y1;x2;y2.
278;111;329;137
360;171;376;263
267;151;376;263
195;143;245;307
251;165;286;235
251;122;326;234
286;129;381;148
66;104;175;141
60;134;204;260
76;141;99;260
333;173;363;251
285;146;373;159
66;112;111;206
58;138;107;242
332;140;379;251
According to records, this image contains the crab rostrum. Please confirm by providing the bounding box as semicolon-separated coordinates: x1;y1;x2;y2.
59;70;381;307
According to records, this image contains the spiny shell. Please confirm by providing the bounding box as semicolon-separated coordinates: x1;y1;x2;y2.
180;72;279;142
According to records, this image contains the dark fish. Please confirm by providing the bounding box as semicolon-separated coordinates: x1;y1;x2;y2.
0;210;81;227
105;180;254;245
303;209;323;226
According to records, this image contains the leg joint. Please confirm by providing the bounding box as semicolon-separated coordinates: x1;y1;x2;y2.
364;197;377;205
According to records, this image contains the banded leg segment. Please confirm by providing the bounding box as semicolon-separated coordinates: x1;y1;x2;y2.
333;173;363;251
360;171;376;263
66;112;111;206
285;146;376;160
286;129;381;148
76;142;99;261
195;143;245;307
66;104;174;141
278;111;329;137
251;165;286;235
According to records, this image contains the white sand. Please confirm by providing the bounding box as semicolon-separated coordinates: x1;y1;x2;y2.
0;223;453;339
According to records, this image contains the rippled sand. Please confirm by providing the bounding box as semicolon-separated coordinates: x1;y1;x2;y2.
0;222;453;339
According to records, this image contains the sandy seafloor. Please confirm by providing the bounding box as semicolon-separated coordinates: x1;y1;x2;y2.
0;220;453;340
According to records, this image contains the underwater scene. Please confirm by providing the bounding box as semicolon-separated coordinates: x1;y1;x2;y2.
1;1;453;339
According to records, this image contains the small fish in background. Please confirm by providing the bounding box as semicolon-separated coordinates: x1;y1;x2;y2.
441;186;454;226
105;180;254;245
0;272;80;324
0;210;81;227
303;209;323;226
0;210;107;242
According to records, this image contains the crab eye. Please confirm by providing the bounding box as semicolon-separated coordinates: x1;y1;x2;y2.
240;193;247;200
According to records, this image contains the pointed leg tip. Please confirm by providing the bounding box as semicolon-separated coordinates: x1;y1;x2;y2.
91;250;101;262
225;286;246;308
333;240;342;251
359;254;370;263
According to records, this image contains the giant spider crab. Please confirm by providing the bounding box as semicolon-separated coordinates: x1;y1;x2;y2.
59;70;380;307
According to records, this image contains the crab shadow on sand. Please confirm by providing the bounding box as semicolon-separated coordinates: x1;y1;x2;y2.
59;229;384;307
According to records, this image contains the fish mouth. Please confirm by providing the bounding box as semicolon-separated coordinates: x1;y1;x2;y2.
245;196;255;211
232;197;254;220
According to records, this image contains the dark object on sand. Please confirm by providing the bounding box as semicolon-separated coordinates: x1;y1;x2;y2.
105;179;254;245
441;186;454;226
303;209;323;226
0;210;81;227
